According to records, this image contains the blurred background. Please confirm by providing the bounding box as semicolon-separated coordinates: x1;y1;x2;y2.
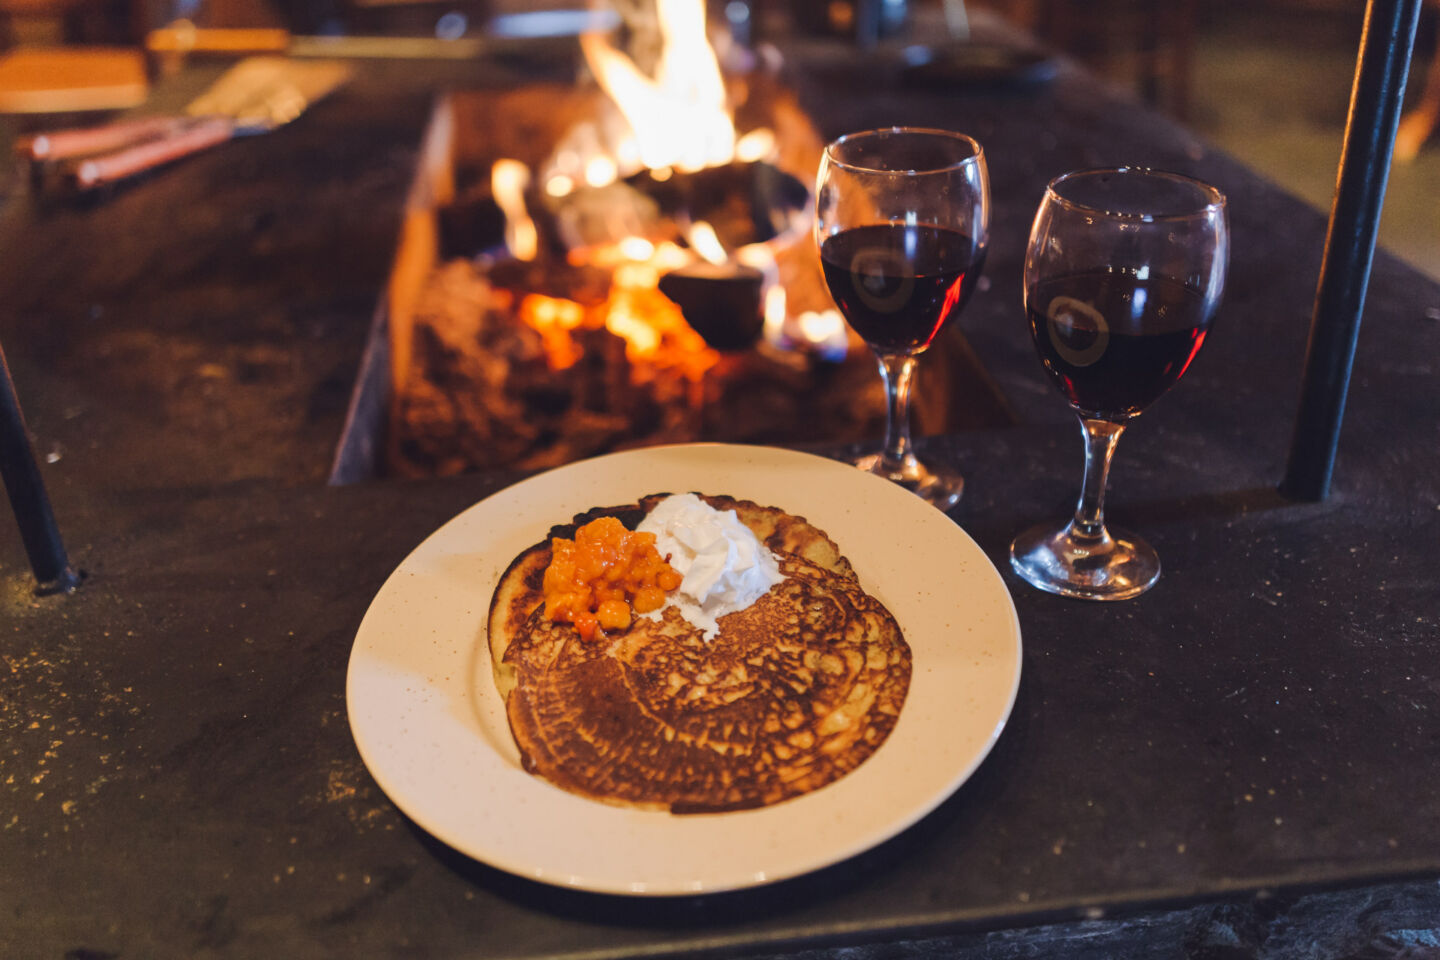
989;0;1439;280
1;0;1435;277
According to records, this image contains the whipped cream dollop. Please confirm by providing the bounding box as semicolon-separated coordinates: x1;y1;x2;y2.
636;493;786;639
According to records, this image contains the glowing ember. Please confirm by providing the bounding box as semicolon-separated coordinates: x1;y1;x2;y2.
518;273;718;379
521;294;586;369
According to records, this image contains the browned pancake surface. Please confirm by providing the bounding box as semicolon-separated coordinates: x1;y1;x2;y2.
486;494;853;703
501;551;910;813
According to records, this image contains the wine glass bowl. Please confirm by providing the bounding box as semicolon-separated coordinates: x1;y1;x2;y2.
815;127;990;511
1010;167;1228;600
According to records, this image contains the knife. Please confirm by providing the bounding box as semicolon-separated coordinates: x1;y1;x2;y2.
25;57;350;189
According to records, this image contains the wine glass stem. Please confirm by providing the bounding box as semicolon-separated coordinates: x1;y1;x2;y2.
1071;416;1126;541
877;353;920;470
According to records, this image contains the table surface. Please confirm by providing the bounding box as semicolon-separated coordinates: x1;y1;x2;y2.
1;22;1438;960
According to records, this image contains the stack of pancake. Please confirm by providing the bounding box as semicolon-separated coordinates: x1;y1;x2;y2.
487;495;911;813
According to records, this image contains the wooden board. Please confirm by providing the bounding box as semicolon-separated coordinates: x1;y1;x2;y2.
0;47;148;114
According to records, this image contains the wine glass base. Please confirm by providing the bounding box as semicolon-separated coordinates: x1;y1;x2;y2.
1009;522;1160;601
854;453;964;512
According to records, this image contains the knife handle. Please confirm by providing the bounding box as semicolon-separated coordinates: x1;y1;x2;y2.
17;116;191;163
71;116;236;189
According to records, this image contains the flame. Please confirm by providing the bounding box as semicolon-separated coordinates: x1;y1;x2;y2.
606;288;665;358
790;308;850;361
618;236;656;262
508;2;796;378
540;0;778;203
763;284;787;342
799;309;845;345
492;159;537;261
735;127;776;163
585;154;619;188
570;238;690;273
686;221;728;265
579;0;735;178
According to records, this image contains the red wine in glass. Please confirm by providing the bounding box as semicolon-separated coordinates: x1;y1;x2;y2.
1027;269;1213;420
814;127;990;511
1009;166;1228;601
821;223;986;355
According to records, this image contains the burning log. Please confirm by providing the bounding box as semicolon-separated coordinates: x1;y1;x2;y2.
657;261;764;350
389;255;896;479
624;160;809;250
392;261;706;475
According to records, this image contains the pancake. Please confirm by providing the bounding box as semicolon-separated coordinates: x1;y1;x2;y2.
487;494;910;812
486;494;855;704
501;549;910;812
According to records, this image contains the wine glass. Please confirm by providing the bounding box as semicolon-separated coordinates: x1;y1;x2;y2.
1010;167;1228;600
815;127;990;511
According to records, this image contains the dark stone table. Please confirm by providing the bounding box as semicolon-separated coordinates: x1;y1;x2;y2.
2;24;1438;960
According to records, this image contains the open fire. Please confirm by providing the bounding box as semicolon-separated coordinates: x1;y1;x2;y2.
383;0;902;477
488;0;842;375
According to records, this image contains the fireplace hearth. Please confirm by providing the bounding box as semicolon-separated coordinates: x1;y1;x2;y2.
331;32;1013;483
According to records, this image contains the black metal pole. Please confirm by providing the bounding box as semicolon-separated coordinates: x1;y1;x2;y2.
0;340;80;594
1281;0;1424;501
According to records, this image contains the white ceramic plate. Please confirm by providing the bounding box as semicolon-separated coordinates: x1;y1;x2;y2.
346;444;1022;895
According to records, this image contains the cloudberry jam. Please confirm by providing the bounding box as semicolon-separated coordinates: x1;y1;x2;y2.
542;516;682;641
